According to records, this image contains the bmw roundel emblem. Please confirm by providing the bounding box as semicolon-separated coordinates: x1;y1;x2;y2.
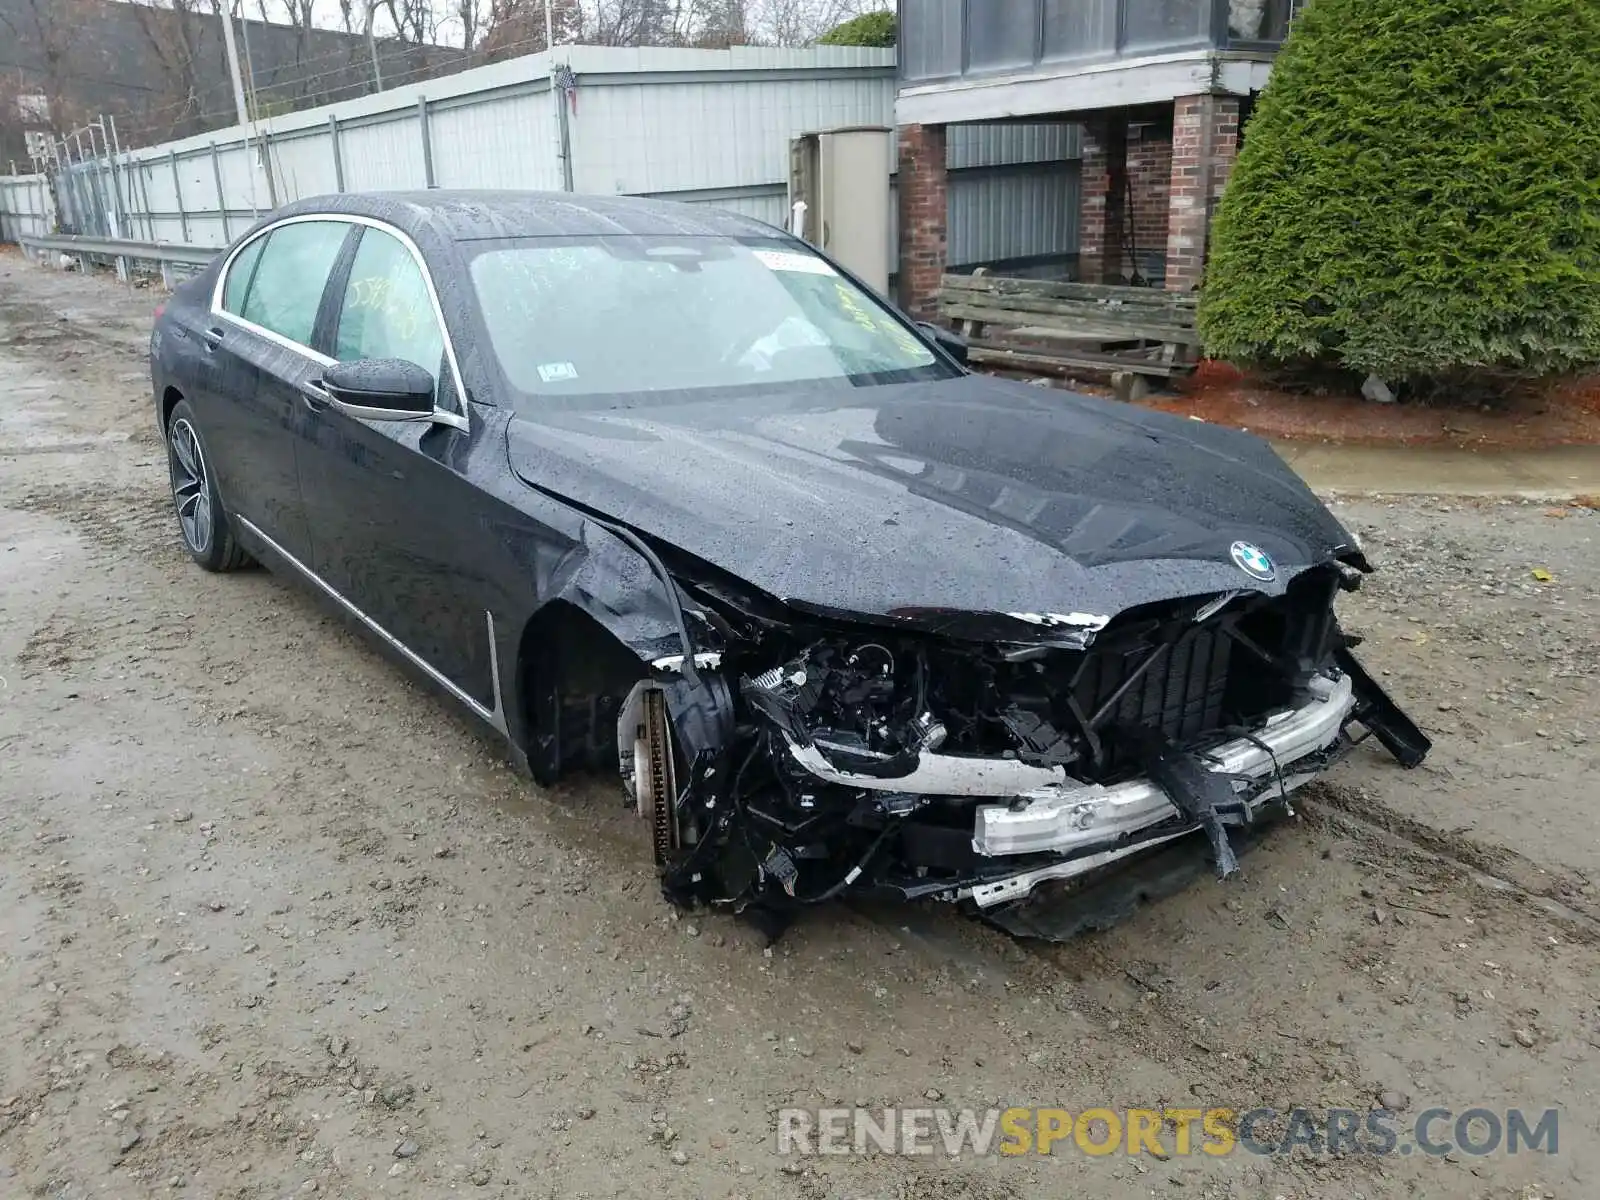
1230;541;1277;582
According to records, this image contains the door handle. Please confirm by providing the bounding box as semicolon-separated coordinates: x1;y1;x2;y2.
301;379;332;411
202;326;225;351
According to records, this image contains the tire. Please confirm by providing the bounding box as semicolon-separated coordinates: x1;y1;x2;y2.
165;399;252;572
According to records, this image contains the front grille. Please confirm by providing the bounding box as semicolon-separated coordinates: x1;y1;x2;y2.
1073;624;1234;775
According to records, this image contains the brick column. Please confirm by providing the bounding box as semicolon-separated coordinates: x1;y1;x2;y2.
1166;94;1241;293
896;123;948;318
1077;113;1126;284
1125;118;1173;284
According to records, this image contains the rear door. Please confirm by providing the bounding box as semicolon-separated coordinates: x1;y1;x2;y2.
203;218;355;564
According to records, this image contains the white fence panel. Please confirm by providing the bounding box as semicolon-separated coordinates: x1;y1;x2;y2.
0;175;53;239
429;90;563;190
268;130;342;201
667;185;789;229
339;115;429;192
573;73;895;196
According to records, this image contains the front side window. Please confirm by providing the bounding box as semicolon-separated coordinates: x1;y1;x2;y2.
238;220;349;346
334;229;445;392
467;236;948;403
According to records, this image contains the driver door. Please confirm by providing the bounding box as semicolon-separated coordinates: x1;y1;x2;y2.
294;225;496;711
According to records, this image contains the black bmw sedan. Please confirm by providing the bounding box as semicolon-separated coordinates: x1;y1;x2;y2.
150;190;1428;934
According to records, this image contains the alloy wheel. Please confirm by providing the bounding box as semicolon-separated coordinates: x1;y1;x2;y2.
168;418;213;553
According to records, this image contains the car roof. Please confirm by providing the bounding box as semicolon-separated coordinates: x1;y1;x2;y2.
271;190;781;242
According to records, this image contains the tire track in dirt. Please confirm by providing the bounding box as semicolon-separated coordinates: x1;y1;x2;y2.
1305;782;1600;933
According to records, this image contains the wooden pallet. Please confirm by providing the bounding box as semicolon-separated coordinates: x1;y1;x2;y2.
938;269;1201;382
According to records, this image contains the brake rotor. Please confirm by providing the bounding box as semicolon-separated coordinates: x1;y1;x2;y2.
637;688;678;866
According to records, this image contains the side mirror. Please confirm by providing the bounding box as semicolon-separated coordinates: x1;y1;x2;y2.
918;321;969;366
322;358;436;421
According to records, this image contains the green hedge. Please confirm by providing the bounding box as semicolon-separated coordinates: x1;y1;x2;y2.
817;10;895;48
1199;0;1600;383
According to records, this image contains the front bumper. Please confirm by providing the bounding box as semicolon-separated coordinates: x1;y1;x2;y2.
782;672;1357;906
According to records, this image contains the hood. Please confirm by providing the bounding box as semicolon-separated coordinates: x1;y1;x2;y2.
504;374;1356;628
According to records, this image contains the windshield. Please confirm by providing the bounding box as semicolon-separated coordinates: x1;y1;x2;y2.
466;235;953;401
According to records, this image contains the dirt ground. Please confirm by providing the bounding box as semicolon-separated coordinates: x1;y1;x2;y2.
1;252;1596;1200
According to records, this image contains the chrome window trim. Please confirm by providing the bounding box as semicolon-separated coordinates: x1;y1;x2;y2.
210;212;471;434
236;514;506;736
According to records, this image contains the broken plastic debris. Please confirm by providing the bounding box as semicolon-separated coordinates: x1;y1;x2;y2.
1531;568;1554;583
1006;611;1111;632
650;651;723;673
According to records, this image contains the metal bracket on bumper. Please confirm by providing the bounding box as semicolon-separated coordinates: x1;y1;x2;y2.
1338;647;1433;768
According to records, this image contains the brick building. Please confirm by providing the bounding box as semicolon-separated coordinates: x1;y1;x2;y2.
895;0;1298;315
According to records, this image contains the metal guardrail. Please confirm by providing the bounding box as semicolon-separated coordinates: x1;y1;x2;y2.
19;232;222;288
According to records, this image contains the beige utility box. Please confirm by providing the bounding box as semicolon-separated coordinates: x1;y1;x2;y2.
788;126;893;295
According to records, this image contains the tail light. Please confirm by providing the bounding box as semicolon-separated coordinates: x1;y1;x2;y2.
153;302;166;320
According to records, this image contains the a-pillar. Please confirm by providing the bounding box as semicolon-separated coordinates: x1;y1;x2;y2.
1165;94;1242;293
896;123;947;318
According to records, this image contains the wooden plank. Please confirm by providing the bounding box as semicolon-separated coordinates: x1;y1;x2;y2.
955;265;988;341
937;290;1197;326
942;272;1198;305
968;336;1185;367
966;343;1185;379
1008;326;1188;350
944;285;1196;317
938;288;1198;324
938;294;1195;326
938;301;1203;347
941;273;1198;309
939;293;1196;325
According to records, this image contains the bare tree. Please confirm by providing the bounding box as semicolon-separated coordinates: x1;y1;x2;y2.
126;0;223;142
2;0;114;155
452;0;486;52
480;0;581;57
377;0;440;43
754;0;884;46
257;0;314;26
695;0;752;47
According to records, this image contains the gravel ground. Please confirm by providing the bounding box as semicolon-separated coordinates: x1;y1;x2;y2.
1;252;1596;1200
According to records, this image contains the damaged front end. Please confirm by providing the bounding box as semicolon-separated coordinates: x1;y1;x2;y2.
618;562;1430;930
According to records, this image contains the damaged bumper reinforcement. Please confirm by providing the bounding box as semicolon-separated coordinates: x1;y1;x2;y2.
970;672;1353;858
783;672;1355;906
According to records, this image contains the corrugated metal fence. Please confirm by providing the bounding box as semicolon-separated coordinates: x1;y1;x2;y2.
0;44;1080;280
0;175;55;241
947;121;1080;272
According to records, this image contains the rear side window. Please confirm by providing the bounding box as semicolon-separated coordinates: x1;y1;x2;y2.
221;235;265;315
238;221;349;346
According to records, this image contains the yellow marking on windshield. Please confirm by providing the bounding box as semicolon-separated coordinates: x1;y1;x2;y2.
834;279;923;356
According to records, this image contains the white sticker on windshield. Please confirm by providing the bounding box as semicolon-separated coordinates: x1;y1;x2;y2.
752;249;836;276
537;362;579;383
